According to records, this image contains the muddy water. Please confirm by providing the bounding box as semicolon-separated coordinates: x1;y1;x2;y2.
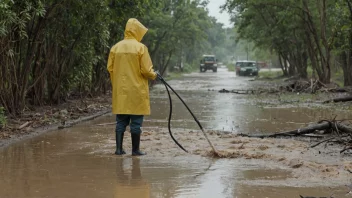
148;68;350;133
0;68;351;198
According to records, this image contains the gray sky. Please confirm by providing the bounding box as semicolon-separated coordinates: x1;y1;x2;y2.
207;0;232;27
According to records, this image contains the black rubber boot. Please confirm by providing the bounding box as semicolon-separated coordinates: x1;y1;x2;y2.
131;133;146;156
115;132;126;155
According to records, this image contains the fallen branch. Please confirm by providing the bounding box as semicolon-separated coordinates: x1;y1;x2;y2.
311;137;336;148
219;89;255;94
245;122;332;138
218;88;278;94
243;122;352;138
302;134;325;138
340;146;352;154
58;110;110;129
96;122;115;126
18;121;31;129
336;123;352;134
240;120;352;154
326;87;350;93
281;79;349;94
323;96;352;103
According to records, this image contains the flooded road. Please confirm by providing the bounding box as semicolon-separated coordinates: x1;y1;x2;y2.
1;68;351;198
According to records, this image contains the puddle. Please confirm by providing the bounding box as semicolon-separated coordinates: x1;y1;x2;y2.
242;169;292;180
0;68;351;198
235;185;346;198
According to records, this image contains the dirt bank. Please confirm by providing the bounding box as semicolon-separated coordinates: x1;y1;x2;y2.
0;95;112;147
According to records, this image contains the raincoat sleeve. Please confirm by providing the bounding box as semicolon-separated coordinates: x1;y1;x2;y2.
140;46;157;80
107;50;114;83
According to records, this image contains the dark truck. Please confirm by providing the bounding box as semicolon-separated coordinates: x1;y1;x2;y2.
235;60;259;76
200;55;217;72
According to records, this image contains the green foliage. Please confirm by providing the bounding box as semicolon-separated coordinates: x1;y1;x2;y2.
224;0;352;84
0;0;153;114
142;0;236;74
164;72;183;81
0;0;239;115
226;63;235;71
258;70;283;79
182;63;198;73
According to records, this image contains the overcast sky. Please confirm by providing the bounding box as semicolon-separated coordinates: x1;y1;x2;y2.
207;0;232;27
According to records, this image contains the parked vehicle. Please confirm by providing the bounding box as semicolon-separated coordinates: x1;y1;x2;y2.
200;55;217;72
235;60;259;76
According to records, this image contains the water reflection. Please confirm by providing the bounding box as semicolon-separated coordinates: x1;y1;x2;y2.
115;157;150;198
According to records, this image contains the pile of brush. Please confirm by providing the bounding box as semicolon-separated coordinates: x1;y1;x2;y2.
240;119;352;154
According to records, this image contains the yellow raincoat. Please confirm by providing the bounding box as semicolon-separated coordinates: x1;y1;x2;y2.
107;18;157;115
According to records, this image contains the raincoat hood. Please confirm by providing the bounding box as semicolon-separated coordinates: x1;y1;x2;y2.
124;18;148;42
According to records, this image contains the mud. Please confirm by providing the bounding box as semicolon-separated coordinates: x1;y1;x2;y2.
0;95;111;142
1;120;351;197
88;125;352;184
0;110;109;148
0;68;351;198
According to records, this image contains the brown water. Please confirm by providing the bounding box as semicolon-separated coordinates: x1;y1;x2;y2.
0;68;351;198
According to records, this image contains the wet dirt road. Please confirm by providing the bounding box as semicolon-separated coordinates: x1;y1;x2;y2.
1;67;351;198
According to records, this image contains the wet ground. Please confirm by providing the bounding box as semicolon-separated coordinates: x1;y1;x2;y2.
1;67;351;198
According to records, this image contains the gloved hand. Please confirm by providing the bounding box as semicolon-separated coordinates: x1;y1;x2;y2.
155;71;163;80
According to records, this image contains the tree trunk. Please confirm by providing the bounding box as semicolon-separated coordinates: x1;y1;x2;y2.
318;0;331;84
341;50;352;86
288;55;296;76
302;0;331;84
278;53;289;76
297;51;308;78
342;0;352;86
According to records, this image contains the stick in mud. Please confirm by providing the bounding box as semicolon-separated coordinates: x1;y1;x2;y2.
18;121;31;129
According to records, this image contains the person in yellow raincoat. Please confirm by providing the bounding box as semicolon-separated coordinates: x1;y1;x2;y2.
107;18;157;156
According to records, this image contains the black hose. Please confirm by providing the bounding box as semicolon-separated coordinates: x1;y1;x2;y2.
162;82;188;153
161;79;204;130
159;77;205;153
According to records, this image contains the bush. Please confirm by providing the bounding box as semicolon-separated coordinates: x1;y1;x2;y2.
258;70;283;78
183;63;197;73
226;63;235;72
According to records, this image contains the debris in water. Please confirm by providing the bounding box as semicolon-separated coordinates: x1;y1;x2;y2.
289;159;303;168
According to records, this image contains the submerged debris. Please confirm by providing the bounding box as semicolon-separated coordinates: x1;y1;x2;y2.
217;80;352;95
289;159;304;168
240;120;352;154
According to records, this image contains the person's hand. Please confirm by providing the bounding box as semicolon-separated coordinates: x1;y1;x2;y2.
155;71;163;80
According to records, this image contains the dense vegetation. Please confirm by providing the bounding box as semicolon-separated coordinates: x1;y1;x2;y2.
0;0;230;115
2;0;351;116
224;0;352;85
